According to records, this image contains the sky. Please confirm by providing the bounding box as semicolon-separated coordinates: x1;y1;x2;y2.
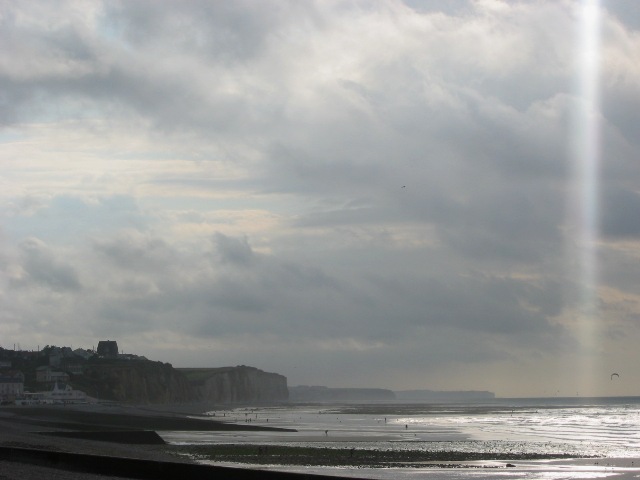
1;0;639;398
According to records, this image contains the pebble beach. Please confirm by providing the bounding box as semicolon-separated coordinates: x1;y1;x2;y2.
0;403;310;480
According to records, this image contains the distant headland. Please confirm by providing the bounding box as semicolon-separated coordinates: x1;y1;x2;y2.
289;386;495;403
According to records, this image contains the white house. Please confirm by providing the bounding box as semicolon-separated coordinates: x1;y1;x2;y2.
36;366;70;384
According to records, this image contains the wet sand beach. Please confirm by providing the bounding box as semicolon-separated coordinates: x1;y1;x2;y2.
3;402;640;480
167;402;640;480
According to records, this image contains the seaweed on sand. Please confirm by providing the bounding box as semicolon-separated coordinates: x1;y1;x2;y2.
178;444;584;469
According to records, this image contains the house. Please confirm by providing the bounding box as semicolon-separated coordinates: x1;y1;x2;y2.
0;371;24;402
97;340;119;358
36;365;70;384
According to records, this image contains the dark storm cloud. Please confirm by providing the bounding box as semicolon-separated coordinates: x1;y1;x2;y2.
0;1;316;134
103;0;304;62
203;233;343;326
93;232;176;272
362;272;561;335
282;102;568;265
437;183;565;264
601;87;640;150
601;189;640;238
213;233;255;266
76;231;345;338
15;237;81;292
0;4;101;123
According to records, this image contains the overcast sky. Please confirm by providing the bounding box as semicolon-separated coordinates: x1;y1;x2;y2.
1;0;639;397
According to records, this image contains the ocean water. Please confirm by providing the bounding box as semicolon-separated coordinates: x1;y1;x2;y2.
160;398;640;479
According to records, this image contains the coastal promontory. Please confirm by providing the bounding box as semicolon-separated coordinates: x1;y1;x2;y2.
77;362;289;404
179;366;289;404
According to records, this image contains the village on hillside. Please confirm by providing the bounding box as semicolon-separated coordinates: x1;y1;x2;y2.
0;340;143;405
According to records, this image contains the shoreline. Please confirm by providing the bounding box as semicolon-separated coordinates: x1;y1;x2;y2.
2;403;294;433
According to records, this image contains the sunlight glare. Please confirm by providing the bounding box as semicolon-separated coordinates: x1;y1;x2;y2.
570;0;602;394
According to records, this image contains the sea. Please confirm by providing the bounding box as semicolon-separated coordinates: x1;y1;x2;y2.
160;397;640;479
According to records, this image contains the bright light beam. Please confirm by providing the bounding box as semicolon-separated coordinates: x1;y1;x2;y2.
570;0;602;394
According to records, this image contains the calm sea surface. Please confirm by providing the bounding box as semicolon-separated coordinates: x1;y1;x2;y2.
161;397;640;479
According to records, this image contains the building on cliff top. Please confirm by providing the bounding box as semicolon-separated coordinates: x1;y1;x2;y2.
97;340;119;358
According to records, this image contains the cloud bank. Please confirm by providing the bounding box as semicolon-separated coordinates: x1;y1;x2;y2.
1;0;639;396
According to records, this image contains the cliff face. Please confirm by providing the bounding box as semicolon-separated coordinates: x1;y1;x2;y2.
82;361;193;404
180;366;289;404
79;362;288;404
